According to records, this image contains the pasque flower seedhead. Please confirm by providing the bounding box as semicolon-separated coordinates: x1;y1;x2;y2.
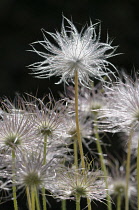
52;167;106;202
98;73;139;133
29;17;117;87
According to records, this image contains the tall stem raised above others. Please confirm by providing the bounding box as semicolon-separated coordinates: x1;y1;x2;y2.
74;70;85;170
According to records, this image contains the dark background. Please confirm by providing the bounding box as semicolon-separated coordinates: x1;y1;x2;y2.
0;0;139;99
0;0;139;209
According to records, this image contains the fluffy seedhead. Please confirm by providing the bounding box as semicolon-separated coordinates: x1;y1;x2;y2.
14;149;56;192
52;166;106;203
0;101;36;153
98;73;139;133
25;95;69;144
29;17;117;87
107;157;137;209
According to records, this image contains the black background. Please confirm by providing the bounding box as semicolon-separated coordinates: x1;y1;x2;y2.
0;0;139;99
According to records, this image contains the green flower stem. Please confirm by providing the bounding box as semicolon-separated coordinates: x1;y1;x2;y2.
31;186;35;210
26;187;32;210
137;138;139;209
42;187;47;210
125;129;134;210
35;187;41;210
117;193;122;210
76;194;81;210
87;198;91;210
74;138;78;169
43;135;47;165
42;134;47;210
74;70;85;170
61;200;66;210
94;121;112;210
12;149;18;210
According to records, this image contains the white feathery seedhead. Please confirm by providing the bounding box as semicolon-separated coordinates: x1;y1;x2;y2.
52;167;106;202
14;149;56;191
0;108;36;153
25;95;70;145
98;73;139;133
107;158;137;209
29;16;117;87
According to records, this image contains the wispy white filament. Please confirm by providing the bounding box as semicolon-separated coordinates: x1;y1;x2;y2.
98;73;139;132
29;17;117;87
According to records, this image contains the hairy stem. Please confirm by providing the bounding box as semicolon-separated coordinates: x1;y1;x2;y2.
76;194;80;210
26;187;32;210
35;187;41;210
125;129;133;210
61;200;66;210
12;149;18;210
43;135;47;165
137;138;139;209
31;186;35;210
117;193;122;210
74;138;78;169
94;120;112;210
42;187;47;210
74;70;85;170
42;134;47;210
87;197;92;210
